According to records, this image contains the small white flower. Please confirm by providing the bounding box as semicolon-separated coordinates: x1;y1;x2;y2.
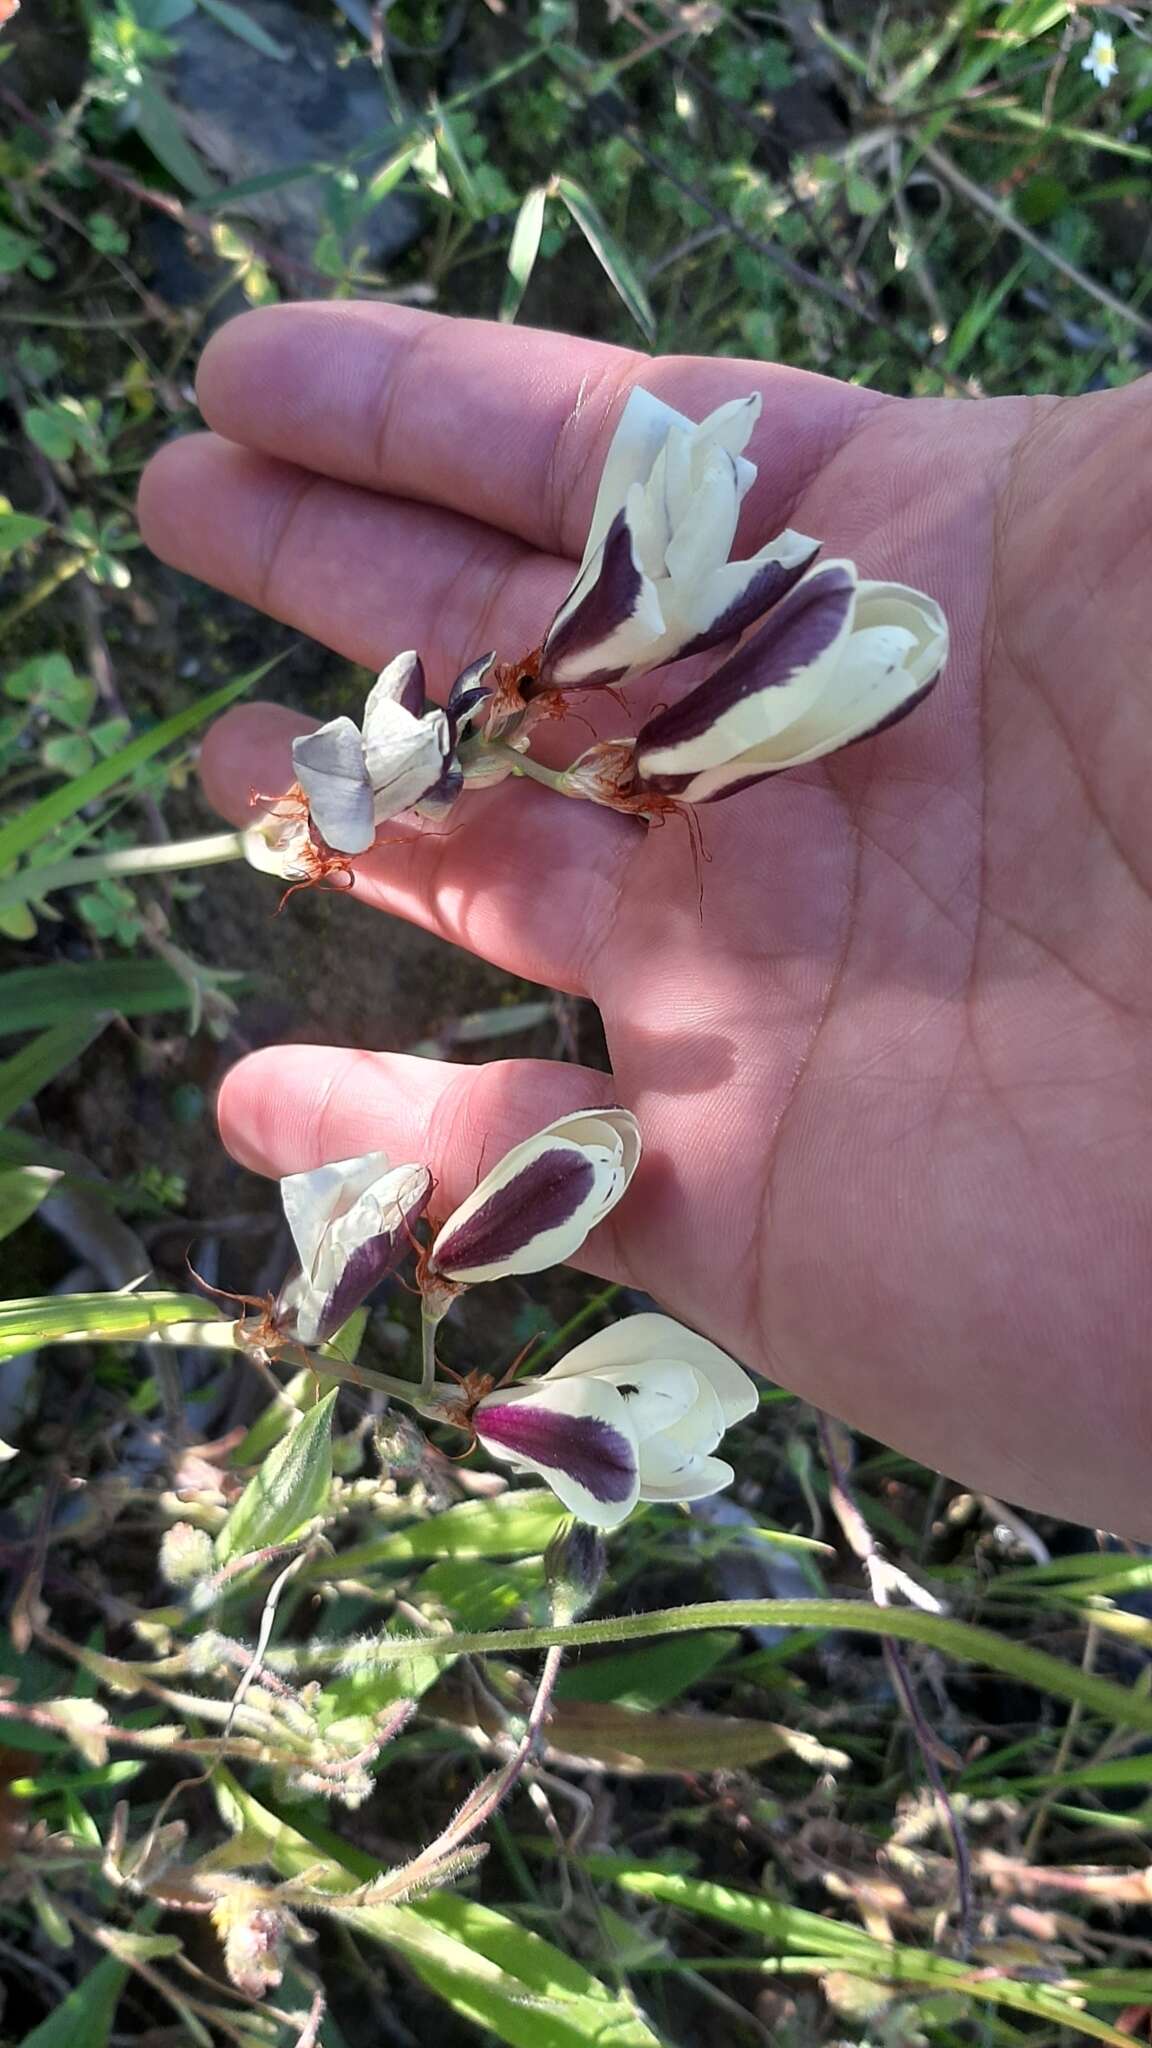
635;560;948;804
1082;27;1119;88
292;652;458;854
426;1109;641;1296
538;387;819;690
277;1151;432;1346
473;1313;758;1528
241;799;317;880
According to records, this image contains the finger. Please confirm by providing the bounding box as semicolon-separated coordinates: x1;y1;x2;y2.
138;434;567;686
217;1046;636;1284
204;702;637;994
193;303;880;557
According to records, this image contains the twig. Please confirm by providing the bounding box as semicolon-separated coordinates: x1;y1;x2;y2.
817;1413;974;1956
922;139;1152;344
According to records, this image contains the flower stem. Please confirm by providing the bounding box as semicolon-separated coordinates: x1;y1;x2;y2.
481;742;579;797
420;1305;442;1397
0;831;245;915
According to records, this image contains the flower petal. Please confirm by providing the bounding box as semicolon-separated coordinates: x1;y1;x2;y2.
669;530;822;663
280;1156;431;1346
365;650;426;722
580;387;695;568
541;506;666;688
475;1377;640;1528
637;559;858;779
364;700;451;822
292;717;376;854
281;1150;395;1278
543;1314;757;1429
661;446;742;587
637;1436;736;1503
429;1108;640;1284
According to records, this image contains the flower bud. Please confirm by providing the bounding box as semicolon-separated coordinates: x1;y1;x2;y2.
544;1518;607;1621
278;1152;431;1346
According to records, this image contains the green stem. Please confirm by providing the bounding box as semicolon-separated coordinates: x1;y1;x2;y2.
266;1599;1152;1732
482;742;576;797
0;552;87;636
420;1305;442;1397
159;1316;449;1413
0;831;245;913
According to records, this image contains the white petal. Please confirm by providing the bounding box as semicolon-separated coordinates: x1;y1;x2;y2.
663;528;821;649
662;447;742;586
292;717;375;854
545;500;667;687
241;813;312;879
691;392;762;470
364;701;450;822
280;1151;395;1279
544;1357;701;1439
637;1438;736;1503
544;1313;756;1430
580;387;696;569
365;650;425;723
474;1377;641;1529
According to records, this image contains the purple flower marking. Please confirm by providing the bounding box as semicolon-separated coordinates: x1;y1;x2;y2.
539;509;644;688
431;1147;597;1275
475;1401;636;1504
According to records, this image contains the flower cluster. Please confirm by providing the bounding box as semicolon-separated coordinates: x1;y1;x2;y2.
246;385;949;880
255;1111;755;1529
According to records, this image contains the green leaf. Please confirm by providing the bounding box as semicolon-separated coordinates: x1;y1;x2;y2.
216;1389;338;1564
556;1632;738;1710
132;79;218;197
539;1699;847;1775
0;960;239;1036
0;1165;59;1242
552;176;655;341
501;185;548;322
24;407;77;461
362;139;424;207
41;733;95;777
0;1291;218;1363
352;1892;664;2048
0;659;276;872
0;902;36;940
0;511;50;559
596;1864;1137;2046
195;0;290;57
16;1952;128;2047
0;1015;107;1123
311;1489;568;1579
418;1554;547;1630
0;225;38;275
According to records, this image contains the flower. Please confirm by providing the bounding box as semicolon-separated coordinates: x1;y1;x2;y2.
472;1314;758;1528
425;1109;641;1297
241;795;319;880
631;559;948;804
291;651;458;854
1082;27;1119;87
277;1151;432;1346
535;387;819;691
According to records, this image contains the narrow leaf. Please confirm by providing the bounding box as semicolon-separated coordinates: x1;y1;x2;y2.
501;185;548;323
195;0;291;57
0;660;277;872
0;959;242;1036
133;79;218;197
0;1291;218;1363
0;1015;106;1123
553;175;655;341
0;1165;59;1241
16;1953;127;2048
216;1388;338;1563
309;1489;568;1578
556;1631;738;1709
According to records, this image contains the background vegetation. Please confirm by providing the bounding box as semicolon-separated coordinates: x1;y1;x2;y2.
1;2;1151;2043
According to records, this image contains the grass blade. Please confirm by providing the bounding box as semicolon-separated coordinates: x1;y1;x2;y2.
0;1291;219;1361
0;658;280;873
501;185;548;323
0;1016;107;1123
0;959;244;1035
553;175;655;342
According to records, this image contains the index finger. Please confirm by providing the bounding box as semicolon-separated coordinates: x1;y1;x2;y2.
194;303;880;561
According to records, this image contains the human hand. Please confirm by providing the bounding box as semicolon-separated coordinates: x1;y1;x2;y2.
138;305;1152;1537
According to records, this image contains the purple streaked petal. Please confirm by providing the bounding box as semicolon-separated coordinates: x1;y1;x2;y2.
673;541;822;664
448;652;496;718
539;508;643;688
313;1179;431;1342
637;562;856;760
475;1402;636;1505
431;1147;597;1277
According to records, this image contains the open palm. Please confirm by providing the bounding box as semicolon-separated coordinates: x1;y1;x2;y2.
139;305;1152;1537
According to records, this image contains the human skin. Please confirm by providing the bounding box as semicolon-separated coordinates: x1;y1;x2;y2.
137;304;1152;1537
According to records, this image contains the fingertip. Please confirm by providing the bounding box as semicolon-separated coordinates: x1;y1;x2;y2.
200;701;314;825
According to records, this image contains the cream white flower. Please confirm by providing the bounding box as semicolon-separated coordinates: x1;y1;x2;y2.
241;800;317;881
426;1109;641;1295
635;559;948;804
292;652;458;854
473;1313;758;1528
538;387;819;690
277;1151;432;1346
1082;27;1119;88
